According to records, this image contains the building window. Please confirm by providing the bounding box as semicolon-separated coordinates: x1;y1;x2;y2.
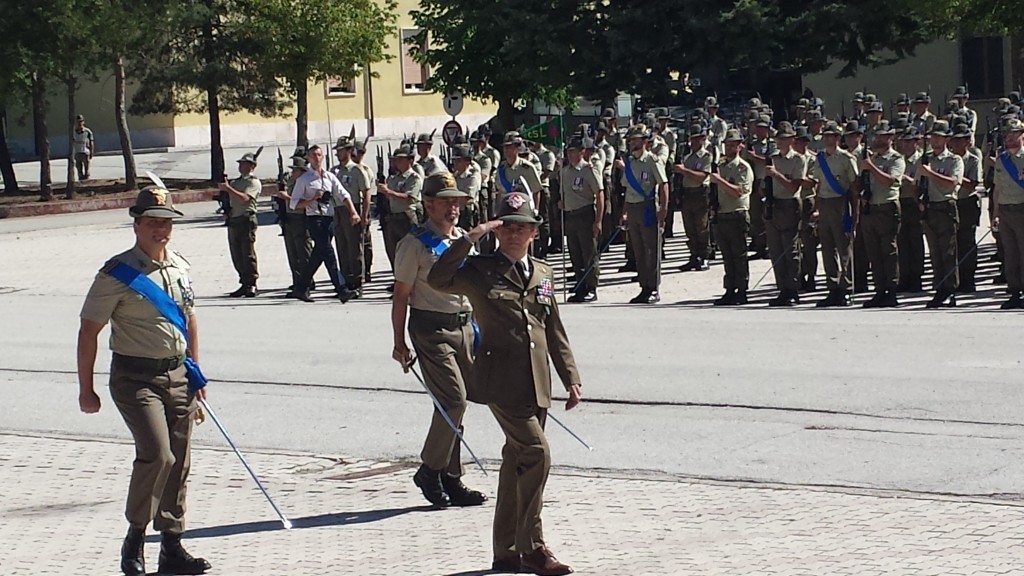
961;37;1005;99
326;77;356;97
401;28;430;93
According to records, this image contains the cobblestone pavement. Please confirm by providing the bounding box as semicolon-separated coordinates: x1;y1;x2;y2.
4;432;1023;576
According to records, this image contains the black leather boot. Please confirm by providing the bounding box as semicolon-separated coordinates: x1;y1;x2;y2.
120;526;145;576
158;532;211;575
441;474;488;506
413;464;451;507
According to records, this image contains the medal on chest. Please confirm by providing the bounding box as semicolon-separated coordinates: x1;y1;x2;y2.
537;277;554;304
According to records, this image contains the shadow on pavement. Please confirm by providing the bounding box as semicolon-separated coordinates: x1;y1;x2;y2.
145;505;434;541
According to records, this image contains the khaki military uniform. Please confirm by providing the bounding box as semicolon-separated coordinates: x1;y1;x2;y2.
536;147;558;257
385;169;424;270
994;148;1024;293
560;160;603;294
621;151;668;291
282;175;313;288
81;246;198;534
474;149;495;220
956;151;984;290
745;138;778;254
394;222;474;478
332;161;371;290
418;154;447;177
898;150;925;290
861;148;906;293
799;151;820;286
455;162;483;230
922;149;964;294
355;161;376;280
427;237;581;563
717;155;754;292
679;146;713;261
812;149;859;291
766;150;809;294
226;174;261;287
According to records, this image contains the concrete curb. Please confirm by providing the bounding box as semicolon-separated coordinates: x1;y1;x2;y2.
0;189;216;219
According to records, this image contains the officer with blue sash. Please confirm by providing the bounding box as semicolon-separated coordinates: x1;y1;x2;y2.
809;121;860;307
77;187;211;576
992;118;1024;309
391;173;488;508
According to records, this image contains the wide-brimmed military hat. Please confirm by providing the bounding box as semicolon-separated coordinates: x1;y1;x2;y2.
873;121;896;136
993;97;1012;113
415;132;435;145
688;123;707;138
895;93;911;105
724;129;743;143
929;120;952;136
497;190;542;224
899;127;923;140
851;92;865;103
451;145;473;160
129;186;183;219
626;124;649;139
864;93;878;104
353;140;367;154
1004;118;1024;133
422;172;469;199
746;97;762;109
775;122;796;138
705;96;719;108
867;101;884;113
469;131;484;143
237;152;258;165
756;115;771;128
391;144;415;158
566;136;585;150
913;92;931;104
583;137;597;150
502;131;524;146
821;121;842;136
950;124;973;139
333;136;354;150
289;158;308;170
290;147;307;161
842;121;863;136
794;126;811;141
796;98;810;109
952;86;969;99
808;110;823;122
601;107;616;118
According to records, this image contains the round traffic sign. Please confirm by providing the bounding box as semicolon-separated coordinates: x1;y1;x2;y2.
441;120;463;147
443;91;464;117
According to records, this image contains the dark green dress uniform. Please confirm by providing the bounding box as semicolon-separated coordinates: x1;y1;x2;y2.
714;144;754;303
427;192;581;573
921;132;964;305
79;188;210;576
860;134;906;306
993;126;1024;308
226;170;261;293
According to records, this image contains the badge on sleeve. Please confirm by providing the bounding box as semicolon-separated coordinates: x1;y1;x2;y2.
537;277;554;304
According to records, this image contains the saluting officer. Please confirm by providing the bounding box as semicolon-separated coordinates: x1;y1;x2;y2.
765;122;809;306
615;124;669;304
919;120;964;308
219;151;262;297
710;129;754;305
391;173;488;509
78;187;211;576
810;121;860;307
859;121;906;307
427;191;583;576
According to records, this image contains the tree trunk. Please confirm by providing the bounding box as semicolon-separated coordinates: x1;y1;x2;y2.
114;55;137;191
296;80;308;148
32;70;52;201
0;107;18;194
207;85;224;182
497;96;516;131
65;75;77;200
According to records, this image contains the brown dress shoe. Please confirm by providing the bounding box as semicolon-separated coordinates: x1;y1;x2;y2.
521;547;573;576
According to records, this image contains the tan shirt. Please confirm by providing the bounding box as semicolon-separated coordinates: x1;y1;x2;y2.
497;157;543;196
925;149;963;202
474;150;493;186
900;150;922;199
681;147;712;188
560;161;603;212
418;154;447;177
80;246;194;359
620;150;668;204
332;161;371;210
812;149;858;200
394;221;471;314
650;136;670;165
800;151;817;199
770;150;808;201
598;140;616;177
386;169;423;217
995;147;1024;206
455;163;482;202
537;147;557;188
228;174;261;217
866;148;906;204
959;151;983;199
717;155;753;213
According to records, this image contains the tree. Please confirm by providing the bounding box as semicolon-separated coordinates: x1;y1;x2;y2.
131;0;288;180
409;0;585;129
245;0;397;147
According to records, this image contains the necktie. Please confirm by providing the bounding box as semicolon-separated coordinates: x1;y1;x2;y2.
514;261;528;286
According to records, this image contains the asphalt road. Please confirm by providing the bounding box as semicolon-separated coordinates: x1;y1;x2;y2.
2;199;1022;499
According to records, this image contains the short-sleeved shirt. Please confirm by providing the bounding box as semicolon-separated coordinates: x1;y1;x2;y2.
717;155;753;213
560;161;603;212
925;149;964;201
650;137;670;166
621;151;668;204
536;148;557;187
81;246;194;359
865;148;906;204
227;174;261;217
418;154;447;177
959;151;983;199
746;137;778;179
291;169;350;217
455;163;482;202
900;150;922;199
681;147;712;188
394;221;472;314
662;130;677;163
73;127;94;154
496;157;543;196
386;169;423;217
474;150;494;186
770;150;808;201
484;145;501;178
355;162;376;211
588;152;605;177
800;151;817;199
708;117;728;153
812;149;859;199
598;140;616;177
994;147;1024;206
332;161;371;210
